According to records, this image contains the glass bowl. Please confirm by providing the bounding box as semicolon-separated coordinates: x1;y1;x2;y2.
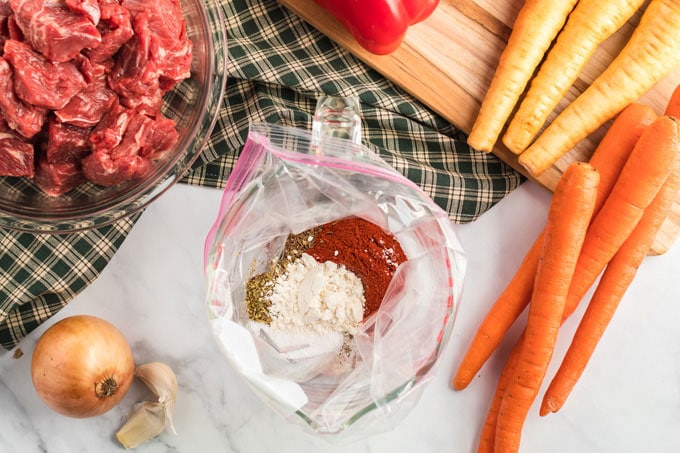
0;0;227;233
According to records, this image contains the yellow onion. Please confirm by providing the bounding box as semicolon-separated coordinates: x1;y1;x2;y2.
31;315;135;418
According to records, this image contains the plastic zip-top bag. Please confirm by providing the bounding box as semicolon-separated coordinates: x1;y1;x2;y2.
204;97;466;440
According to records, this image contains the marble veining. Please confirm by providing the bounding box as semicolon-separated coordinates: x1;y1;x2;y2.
1;182;679;452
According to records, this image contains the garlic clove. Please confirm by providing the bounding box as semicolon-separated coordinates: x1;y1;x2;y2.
115;402;167;449
134;361;178;434
134;362;178;403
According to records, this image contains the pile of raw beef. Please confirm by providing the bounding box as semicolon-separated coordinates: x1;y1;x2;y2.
0;0;193;195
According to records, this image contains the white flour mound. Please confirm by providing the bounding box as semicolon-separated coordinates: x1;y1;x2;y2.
269;253;364;333
257;253;365;360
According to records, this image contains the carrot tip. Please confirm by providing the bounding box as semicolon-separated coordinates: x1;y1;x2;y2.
539;397;559;416
452;377;469;391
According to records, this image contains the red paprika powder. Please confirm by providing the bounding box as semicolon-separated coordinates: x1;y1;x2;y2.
305;217;407;319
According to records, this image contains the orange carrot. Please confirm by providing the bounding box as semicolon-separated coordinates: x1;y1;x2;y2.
666;82;680;117
475;343;521;453
452;235;540;392
561;116;680;323
518;0;680;176
503;0;645;154
481;116;676;447
471;107;656;447
588;104;658;208
494;162;600;453
541;143;680;416
451;103;656;391
467;0;578;152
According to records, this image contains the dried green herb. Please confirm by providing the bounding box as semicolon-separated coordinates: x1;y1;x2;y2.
244;227;320;324
245;271;275;323
282;227;320;263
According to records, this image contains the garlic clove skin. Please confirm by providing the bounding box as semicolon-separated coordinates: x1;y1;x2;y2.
115;402;167;449
134;361;178;434
134;362;178;404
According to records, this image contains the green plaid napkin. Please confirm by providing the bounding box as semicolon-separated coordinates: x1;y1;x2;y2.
0;0;523;350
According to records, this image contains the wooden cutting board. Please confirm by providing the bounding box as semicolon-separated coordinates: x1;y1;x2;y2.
278;0;680;255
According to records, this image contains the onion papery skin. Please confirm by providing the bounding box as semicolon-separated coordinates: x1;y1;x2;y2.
31;315;135;418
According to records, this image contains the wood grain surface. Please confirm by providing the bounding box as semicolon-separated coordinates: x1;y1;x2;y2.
278;0;680;254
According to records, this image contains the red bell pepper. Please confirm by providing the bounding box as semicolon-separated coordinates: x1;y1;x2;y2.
314;0;440;55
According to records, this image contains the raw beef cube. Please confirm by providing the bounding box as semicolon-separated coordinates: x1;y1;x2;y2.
76;54;111;83
82;107;177;187
86;1;132;63
55;77;117;127
122;0;190;60
129;6;192;91
87;100;131;152
108;112;153;160
46;119;91;163
112;112;178;158
136;114;178;157
83;102;143;186
108;0;192;112
107;38;163;114
64;0;100;24
0;128;35;177
0;57;46;138
4;39;87;110
82;150;151;186
34;157;84;195
10;0;102;62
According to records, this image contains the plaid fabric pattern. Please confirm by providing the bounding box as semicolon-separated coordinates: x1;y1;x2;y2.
0;217;139;348
0;0;522;350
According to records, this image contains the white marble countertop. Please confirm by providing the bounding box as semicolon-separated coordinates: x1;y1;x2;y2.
1;179;679;453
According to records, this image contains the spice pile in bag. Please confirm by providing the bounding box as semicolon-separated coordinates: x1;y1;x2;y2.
245;217;407;370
